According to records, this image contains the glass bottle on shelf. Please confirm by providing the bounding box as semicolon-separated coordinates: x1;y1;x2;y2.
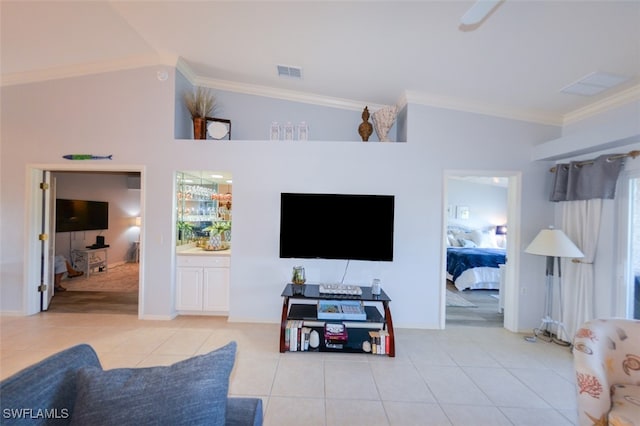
284;122;294;141
297;122;309;141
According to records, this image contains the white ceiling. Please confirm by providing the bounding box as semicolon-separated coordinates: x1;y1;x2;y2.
2;1;639;125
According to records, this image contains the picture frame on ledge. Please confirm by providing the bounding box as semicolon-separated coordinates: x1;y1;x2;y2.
205;117;231;140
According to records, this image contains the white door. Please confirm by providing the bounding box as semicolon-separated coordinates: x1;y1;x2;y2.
39;171;56;310
176;267;203;311
203;267;229;312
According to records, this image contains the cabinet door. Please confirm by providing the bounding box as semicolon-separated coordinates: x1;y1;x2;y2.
176;267;203;311
203;267;229;312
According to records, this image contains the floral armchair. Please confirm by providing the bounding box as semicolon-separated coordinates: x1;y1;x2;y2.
573;318;640;426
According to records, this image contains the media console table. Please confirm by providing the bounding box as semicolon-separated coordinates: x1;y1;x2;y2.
279;283;395;357
71;247;108;278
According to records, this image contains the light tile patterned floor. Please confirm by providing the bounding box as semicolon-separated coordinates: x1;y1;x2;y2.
0;313;578;425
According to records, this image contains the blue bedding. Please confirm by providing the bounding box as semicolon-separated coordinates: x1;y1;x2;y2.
447;247;506;282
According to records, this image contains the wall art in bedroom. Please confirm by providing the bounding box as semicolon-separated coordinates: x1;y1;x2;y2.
456;206;470;220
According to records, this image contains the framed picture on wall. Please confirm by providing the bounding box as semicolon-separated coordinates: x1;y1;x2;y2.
456;206;470;220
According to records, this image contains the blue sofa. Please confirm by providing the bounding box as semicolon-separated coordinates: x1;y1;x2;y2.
0;342;262;426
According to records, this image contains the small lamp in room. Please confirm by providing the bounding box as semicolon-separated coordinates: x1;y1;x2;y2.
524;226;584;345
495;225;507;248
135;216;141;227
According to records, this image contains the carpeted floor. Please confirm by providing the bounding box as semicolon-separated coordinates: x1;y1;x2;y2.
47;263;139;314
61;262;139;292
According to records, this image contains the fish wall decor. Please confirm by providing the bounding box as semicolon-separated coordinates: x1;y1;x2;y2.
62;154;113;160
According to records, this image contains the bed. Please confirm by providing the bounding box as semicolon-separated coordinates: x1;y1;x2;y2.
446;227;506;291
446;247;506;291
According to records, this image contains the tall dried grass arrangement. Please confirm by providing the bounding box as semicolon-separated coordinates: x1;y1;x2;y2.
184;87;216;118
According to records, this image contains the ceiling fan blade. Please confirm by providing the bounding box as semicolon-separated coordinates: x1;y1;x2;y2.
460;0;504;26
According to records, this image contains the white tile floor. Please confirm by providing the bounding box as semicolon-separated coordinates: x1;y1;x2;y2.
0;313;578;425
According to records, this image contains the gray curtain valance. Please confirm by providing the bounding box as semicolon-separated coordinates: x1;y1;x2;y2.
550;154;625;202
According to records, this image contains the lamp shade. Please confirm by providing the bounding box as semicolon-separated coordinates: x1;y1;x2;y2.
135;216;141;226
525;227;584;258
495;225;507;235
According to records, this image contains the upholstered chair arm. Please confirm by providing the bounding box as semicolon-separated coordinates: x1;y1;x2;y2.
573;319;640;426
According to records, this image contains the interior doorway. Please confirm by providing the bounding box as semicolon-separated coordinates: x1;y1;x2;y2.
442;171;521;331
26;165;144;317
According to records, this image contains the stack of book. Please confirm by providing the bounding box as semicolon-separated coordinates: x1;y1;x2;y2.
368;330;390;355
284;320;312;351
324;323;348;349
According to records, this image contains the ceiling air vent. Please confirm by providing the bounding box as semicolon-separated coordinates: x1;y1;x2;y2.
560;71;629;96
277;65;302;79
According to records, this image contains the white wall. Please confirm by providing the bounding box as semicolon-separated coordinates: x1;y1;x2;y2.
0;66;175;316
447;179;508;231
53;171;141;265
532;101;640;161
1;66;565;333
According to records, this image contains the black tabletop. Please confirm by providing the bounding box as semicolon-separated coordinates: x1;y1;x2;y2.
281;283;391;302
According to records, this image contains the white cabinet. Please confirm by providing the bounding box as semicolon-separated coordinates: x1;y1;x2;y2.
176;255;229;314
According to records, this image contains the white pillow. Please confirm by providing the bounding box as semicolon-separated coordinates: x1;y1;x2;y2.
458;238;477;248
470;229;499;248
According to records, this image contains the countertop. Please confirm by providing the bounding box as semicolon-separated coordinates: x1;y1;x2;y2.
176;245;231;256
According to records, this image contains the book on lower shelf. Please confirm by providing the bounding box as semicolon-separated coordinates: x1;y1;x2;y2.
285;320;311;352
324;323;348;342
368;330;390;355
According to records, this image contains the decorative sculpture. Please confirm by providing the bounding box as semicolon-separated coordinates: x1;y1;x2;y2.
372;105;398;142
358;106;373;142
63;154;113;160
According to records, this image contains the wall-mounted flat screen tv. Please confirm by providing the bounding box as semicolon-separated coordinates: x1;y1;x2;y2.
279;193;394;261
55;199;109;232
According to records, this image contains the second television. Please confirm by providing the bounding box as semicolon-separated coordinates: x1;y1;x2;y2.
279;193;395;262
56;199;109;232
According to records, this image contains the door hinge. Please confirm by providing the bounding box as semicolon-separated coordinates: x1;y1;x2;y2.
38;234;48;241
38;284;47;292
40;182;49;190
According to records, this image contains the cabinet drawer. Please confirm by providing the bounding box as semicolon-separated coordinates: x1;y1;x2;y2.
177;255;230;268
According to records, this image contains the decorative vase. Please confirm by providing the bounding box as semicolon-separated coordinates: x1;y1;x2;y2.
292;266;306;285
358;106;373;142
372;105;398;142
209;233;222;249
193;117;206;140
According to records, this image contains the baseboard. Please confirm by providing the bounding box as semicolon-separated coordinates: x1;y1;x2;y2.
0;310;26;316
139;313;177;321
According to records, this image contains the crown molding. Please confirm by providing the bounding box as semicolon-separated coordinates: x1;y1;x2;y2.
403;90;563;126
0;53;177;87
197;75;383;112
561;84;640;126
177;58;386;112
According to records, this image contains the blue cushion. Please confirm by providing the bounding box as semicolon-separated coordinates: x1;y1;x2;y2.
0;344;101;425
70;342;236;426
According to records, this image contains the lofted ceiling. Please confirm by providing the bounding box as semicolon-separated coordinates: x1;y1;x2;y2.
1;1;639;125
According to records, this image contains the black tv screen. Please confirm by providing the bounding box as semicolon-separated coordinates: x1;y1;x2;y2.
279;193;394;261
56;199;109;232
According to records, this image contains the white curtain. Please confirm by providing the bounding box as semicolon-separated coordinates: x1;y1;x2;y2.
559;199;602;341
